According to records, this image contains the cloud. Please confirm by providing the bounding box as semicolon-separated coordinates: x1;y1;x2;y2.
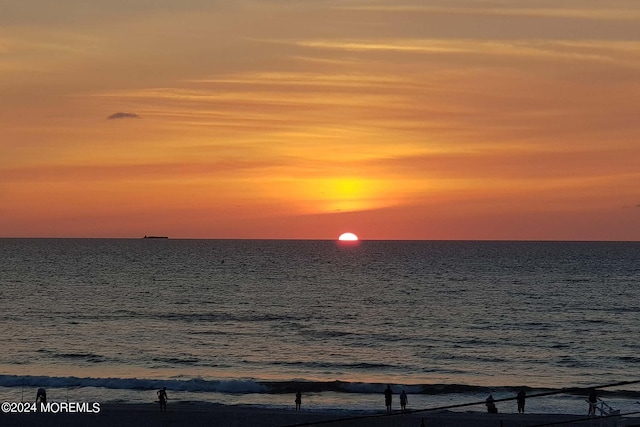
335;5;640;22
107;112;140;120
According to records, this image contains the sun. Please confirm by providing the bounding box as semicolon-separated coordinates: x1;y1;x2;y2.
338;232;359;241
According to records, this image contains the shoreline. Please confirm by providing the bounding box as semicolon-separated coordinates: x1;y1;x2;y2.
2;402;638;427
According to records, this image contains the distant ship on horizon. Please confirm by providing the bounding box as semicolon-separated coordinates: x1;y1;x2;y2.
143;235;169;239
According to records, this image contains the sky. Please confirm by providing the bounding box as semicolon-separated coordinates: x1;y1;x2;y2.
1;0;639;240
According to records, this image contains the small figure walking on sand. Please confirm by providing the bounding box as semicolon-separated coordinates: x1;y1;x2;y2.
486;393;498;414
384;384;393;414
400;389;408;413
588;389;597;416
517;389;526;413
36;388;47;405
295;391;302;411
157;387;168;412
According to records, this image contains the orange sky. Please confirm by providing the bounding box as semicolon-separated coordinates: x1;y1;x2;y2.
1;0;639;240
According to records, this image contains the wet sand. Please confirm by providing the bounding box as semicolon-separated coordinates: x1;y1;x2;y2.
1;402;637;427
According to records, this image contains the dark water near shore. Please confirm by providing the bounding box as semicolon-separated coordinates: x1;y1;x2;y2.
1;239;639;414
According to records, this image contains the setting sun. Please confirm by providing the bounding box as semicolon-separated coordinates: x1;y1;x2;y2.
338;232;359;241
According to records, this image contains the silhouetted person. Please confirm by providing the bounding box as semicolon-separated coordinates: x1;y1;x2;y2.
36;388;46;405
517;389;526;413
588;390;597;416
295;391;302;411
400;389;408;412
486;393;498;414
384;385;393;414
420;418;426;427
157;387;168;412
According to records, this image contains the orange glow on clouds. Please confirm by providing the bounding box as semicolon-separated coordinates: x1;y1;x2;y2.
1;1;640;240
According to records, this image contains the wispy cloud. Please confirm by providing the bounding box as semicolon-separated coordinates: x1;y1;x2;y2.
187;72;414;89
107;112;140;120
334;5;640;21
290;39;640;67
2;158;287;183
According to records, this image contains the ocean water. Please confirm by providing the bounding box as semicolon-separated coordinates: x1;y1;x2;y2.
1;239;639;415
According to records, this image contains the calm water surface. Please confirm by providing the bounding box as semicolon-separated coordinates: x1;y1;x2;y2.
1;239;638;414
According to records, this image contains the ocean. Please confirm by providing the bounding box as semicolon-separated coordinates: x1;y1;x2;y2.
1;239;639;416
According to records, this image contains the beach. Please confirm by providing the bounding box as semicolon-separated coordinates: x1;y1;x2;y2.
2;402;638;427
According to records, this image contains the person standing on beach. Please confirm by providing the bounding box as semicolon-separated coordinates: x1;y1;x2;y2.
486;393;498;413
295;391;302;411
157;387;168;412
400;389;408;412
384;385;393;414
517;389;526;413
36;388;47;405
588;390;597;416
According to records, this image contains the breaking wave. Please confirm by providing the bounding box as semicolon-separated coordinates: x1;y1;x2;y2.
1;375;637;399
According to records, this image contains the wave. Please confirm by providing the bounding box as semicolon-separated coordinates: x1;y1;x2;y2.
0;375;267;394
1;375;637;399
